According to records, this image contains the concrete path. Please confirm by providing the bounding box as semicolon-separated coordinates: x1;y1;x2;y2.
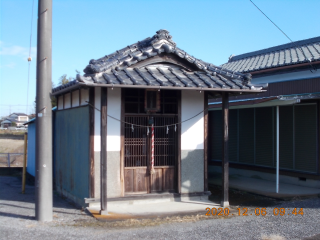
88;199;219;221
209;174;320;199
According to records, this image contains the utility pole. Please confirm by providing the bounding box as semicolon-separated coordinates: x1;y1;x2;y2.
35;0;52;222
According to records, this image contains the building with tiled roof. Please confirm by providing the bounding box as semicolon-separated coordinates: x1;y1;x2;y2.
49;30;266;209
209;36;320;191
222;36;320;73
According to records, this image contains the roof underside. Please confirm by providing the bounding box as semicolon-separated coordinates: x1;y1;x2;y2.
53;30;266;95
222;36;320;73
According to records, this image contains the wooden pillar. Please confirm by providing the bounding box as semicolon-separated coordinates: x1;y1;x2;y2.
204;92;208;192
100;87;108;215
221;92;229;207
177;90;181;194
120;89;125;196
89;88;95;198
318;100;320;175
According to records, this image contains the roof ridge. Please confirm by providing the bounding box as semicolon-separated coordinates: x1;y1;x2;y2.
229;36;320;62
82;30;249;81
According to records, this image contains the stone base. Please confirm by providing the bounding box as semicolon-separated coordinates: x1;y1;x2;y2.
221;201;229;207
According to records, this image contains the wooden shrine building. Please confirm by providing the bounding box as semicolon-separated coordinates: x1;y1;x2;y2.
52;30;266;212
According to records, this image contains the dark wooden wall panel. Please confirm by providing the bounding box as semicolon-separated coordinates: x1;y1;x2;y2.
134;168;147;192
151;169;162;192
124;169;134;193
279;106;294;169
228;109;238;162
255;107;274;167
163;167;175;191
239;108;254;164
295;104;317;173
209;111;223;160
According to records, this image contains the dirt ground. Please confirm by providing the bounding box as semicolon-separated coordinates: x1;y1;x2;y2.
0;139;25;167
0;139;24;153
1;176;320;239
208;184;283;207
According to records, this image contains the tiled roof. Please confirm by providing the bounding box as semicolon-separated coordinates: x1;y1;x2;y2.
53;30;265;94
221;36;320;73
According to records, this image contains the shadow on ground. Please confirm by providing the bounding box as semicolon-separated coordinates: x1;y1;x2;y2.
0;175;87;221
208;184;283;207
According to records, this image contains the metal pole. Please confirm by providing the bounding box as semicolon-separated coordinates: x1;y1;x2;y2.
22;132;28;194
221;92;229;207
7;153;10;167
276;106;279;193
35;0;53;222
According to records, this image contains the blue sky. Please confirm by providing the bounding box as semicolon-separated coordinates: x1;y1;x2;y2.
0;0;319;117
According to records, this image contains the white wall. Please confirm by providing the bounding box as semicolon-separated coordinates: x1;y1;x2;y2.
64;93;71;109
58;96;63;110
72;90;79;107
181;91;204;150
107;88;121;151
80;89;89;105
94;87;101;151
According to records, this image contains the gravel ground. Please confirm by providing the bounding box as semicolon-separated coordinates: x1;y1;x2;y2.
1;176;320;240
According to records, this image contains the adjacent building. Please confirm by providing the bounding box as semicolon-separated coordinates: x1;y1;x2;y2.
209;36;320;187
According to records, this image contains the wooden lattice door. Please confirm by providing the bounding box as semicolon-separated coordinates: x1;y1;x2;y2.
124;115;177;194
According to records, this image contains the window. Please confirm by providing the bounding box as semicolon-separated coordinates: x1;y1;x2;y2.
145;90;160;112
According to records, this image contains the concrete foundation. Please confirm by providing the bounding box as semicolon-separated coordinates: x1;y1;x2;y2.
181;149;204;193
107;151;121;197
94;151;101;198
209;165;320;188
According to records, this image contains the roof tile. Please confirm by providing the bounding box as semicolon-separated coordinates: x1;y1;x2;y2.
52;30;264;94
222;36;320;73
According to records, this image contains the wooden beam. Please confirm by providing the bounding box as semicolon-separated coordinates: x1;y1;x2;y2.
62;94;65;109
318;100;320;175
204;91;208;192
100;87;108;214
177;90;181;194
70;91;73;108
89;88;95;198
221;92;229;207
120;89;125;196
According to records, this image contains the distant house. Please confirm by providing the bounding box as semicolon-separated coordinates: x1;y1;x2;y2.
1;113;29;128
209;36;320;187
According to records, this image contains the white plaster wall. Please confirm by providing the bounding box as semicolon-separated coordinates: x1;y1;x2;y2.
94;87;101;198
58;95;64;110
64;93;71;109
80;89;89;105
107;88;121;151
181;91;204;150
94;87;101;151
72;90;79;107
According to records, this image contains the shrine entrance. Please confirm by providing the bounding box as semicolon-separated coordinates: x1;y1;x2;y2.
122;89;179;194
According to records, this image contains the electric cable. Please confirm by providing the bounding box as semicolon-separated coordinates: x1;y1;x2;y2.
26;0;35;115
249;0;317;73
85;101;206;128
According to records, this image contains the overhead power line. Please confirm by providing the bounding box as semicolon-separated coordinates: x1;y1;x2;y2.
249;0;317;73
26;0;35;115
